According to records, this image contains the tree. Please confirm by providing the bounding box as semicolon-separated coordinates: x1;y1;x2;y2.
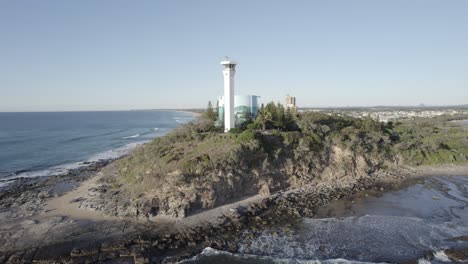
265;102;278;123
204;101;217;121
284;107;296;130
275;102;286;129
256;107;273;130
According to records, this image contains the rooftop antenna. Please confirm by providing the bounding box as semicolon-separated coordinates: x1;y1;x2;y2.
225;56;229;61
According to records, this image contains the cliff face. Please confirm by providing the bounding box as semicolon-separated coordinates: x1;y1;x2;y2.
80;113;467;219
80;122;399;219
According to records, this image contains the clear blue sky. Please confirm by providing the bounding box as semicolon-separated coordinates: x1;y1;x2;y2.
1;0;467;111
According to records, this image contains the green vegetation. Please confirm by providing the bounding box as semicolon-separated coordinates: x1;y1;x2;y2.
254;102;297;131
393;117;468;165
103;106;468;215
203;100;217;121
115;106;468;190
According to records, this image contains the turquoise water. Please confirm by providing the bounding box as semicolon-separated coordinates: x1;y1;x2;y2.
0;110;194;184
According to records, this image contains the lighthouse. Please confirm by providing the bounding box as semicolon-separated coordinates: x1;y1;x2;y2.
221;58;237;132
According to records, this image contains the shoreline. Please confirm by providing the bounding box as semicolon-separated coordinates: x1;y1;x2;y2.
1;162;467;262
409;163;468;176
0;144;143;189
175;110;202;117
0;110;199;189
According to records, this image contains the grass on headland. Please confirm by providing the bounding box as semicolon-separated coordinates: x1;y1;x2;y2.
107;105;468;206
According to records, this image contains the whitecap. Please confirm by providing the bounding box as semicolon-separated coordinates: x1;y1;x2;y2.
417;259;431;264
236;215;468;263
432;250;451;262
0;141;149;188
122;134;140;139
179;247;389;264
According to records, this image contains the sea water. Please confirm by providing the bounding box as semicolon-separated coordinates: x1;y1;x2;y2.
186;176;468;264
0;110;194;185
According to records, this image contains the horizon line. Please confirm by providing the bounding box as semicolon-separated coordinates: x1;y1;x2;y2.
1;104;468;113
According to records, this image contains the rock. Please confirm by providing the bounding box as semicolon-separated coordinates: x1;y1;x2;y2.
445;248;468;263
187;241;197;247
157;244;166;250
71;197;85;203
119;249;132;257
226;242;239;252
259;184;270;196
70;248;81;257
7;252;23;263
447;235;468;241
20;219;38;226
134;254;150;263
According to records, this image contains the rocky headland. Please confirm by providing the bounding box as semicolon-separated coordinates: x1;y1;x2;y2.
0;112;467;263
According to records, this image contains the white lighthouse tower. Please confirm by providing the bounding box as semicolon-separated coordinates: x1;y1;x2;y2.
221;58;237;132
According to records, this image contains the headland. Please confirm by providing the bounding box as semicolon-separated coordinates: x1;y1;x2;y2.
1;108;468;263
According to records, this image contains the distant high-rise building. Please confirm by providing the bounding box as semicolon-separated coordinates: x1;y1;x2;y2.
221;58;237;132
285;95;297;110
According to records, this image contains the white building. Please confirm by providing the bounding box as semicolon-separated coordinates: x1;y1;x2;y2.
221;59;237;132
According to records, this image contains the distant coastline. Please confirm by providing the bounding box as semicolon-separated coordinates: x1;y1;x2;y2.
176;109;203;117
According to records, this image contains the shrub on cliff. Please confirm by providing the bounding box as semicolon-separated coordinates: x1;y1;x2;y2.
237;129;257;143
99;112;468;218
394;119;468;165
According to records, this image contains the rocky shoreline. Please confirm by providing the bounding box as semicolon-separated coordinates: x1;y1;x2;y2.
0;159;112;219
1;161;467;263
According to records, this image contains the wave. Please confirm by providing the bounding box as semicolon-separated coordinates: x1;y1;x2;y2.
122;128;162;139
0;127;167;188
415;249;456;264
87;141;148;161
173;116;194;124
0;141;149;188
180;247;390;264
431;250;451;262
67;129;125;142
232;215;468;264
122;134;140;139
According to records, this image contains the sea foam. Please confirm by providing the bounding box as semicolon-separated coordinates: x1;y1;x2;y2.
0;141;148;188
122;133;140;139
180;247;390;264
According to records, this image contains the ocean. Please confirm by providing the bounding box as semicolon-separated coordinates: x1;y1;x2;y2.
185;176;468;264
0;110;194;186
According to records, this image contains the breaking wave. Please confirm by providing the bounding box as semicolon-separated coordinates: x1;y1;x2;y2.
0;141;147;188
122;133;141;139
181;247;391;264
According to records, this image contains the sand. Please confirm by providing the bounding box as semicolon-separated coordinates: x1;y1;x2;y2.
1;163;467;257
